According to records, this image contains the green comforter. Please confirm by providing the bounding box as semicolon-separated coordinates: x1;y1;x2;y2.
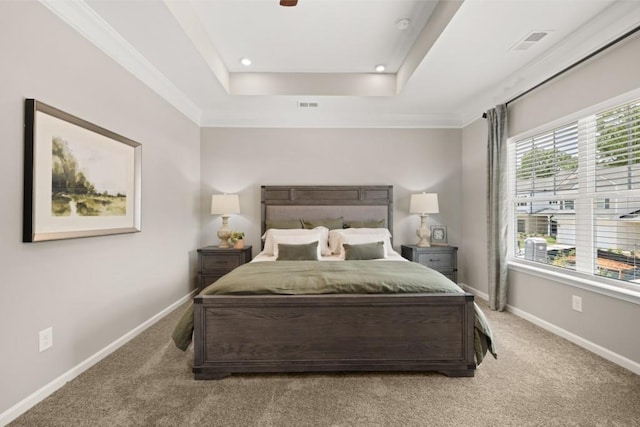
172;260;496;363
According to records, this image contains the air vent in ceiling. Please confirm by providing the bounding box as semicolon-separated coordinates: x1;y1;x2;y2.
511;31;550;51
297;101;319;108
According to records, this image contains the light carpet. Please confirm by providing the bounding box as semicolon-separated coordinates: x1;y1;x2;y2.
10;301;640;426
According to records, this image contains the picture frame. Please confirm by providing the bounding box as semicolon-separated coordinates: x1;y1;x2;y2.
430;225;447;245
23;99;141;242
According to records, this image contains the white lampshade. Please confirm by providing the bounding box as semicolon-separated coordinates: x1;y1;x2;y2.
410;193;439;214
211;194;240;215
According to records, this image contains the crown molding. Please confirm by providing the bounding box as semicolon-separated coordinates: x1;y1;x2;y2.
39;0;202;125
199;111;462;129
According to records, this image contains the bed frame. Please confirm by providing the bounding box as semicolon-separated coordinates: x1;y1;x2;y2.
193;185;476;379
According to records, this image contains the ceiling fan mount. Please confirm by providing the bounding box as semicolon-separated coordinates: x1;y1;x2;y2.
280;0;298;6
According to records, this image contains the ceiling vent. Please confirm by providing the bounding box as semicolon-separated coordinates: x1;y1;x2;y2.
511;31;550;51
297;101;319;108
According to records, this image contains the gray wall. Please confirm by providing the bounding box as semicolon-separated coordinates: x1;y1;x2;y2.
200;127;462;254
0;2;200;415
461;32;640;366
508;32;640;137
460;118;488;294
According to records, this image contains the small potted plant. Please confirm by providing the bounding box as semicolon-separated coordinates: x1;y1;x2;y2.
230;231;245;249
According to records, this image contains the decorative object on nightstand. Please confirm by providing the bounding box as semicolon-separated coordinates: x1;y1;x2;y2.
197;245;252;291
409;192;439;247
430;225;447;245
401;244;458;282
210;194;240;248
230;231;245;249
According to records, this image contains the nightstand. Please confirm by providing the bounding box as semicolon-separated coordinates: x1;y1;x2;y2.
401;245;458;282
197;246;252;291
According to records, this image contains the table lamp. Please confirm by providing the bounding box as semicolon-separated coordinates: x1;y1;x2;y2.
211;194;240;248
409;192;439;247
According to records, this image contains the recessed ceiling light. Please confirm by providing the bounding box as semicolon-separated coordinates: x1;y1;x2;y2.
396;18;410;30
375;64;386;73
240;58;252;66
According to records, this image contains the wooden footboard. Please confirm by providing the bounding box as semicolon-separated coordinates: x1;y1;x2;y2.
193;293;476;379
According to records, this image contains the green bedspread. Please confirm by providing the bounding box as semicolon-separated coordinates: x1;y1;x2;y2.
172;260;496;363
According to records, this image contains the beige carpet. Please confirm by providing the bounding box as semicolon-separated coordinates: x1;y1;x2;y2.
11;301;640;427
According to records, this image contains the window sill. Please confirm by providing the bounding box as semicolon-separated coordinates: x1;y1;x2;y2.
508;259;640;305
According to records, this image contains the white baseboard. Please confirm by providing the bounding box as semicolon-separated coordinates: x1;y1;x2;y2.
459;283;639;375
506;304;640;376
0;291;195;427
458;282;489;302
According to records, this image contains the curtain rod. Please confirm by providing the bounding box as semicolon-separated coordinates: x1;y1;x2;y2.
482;24;640;119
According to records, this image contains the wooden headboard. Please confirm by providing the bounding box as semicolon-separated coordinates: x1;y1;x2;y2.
260;185;393;238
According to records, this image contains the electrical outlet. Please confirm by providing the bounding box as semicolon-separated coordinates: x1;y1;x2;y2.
572;295;583;312
39;327;53;352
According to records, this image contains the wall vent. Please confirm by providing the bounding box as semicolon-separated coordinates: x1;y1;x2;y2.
511;30;550;51
297;101;319;108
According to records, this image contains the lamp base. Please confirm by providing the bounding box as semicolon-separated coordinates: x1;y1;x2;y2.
416;237;431;247
217;215;232;248
416;214;431;247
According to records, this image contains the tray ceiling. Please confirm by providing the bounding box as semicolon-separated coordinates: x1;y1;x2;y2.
43;0;640;127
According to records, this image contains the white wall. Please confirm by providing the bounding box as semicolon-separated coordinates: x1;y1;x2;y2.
0;2;201;417
200;128;462;254
461;32;640;367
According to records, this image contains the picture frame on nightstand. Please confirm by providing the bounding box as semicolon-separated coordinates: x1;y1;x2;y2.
430;225;447;245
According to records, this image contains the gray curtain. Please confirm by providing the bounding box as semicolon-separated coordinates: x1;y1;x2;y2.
486;104;508;311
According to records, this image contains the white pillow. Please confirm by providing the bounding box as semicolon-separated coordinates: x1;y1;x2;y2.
272;234;322;259
263;227;330;256
328;228;392;255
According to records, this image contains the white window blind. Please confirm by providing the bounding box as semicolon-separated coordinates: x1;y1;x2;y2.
510;98;640;288
515;123;579;197
594;101;640;191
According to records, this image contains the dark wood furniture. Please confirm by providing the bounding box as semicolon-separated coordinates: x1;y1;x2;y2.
401;245;458;282
197;246;252;292
192;185;476;379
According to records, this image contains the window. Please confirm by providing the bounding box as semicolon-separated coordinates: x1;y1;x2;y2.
510;98;640;289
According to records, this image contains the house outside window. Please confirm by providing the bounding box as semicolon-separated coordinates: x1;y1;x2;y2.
509;98;640;288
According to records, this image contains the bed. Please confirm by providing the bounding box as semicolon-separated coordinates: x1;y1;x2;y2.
173;185;495;379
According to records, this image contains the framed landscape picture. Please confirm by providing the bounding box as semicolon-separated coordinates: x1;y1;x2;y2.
23;99;141;242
